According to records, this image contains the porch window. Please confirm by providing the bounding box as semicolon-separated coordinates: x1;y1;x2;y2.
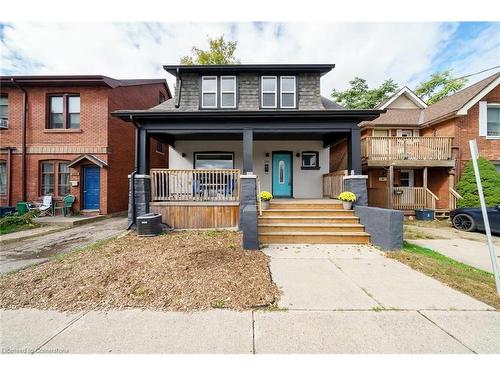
280;76;296;108
301;151;319;170
261;76;277;108
48;94;80;129
194;153;234;169
40;161;70;196
220;76;236;108
0;95;8;128
487;105;500;137
201;76;218;108
0;161;6;195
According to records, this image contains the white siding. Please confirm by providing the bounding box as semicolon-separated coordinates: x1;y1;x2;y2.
168;140;330;198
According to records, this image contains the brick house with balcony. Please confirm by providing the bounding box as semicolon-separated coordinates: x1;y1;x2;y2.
349;71;500;216
0;75;171;214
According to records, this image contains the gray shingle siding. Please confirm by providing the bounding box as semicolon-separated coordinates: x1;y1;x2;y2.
149;71;332;112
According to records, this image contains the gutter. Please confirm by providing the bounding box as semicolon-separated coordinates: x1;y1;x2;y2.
11;78;28;201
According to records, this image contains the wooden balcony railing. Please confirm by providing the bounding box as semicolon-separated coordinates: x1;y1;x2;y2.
368;187;439;210
150;169;240;202
361;136;453;161
322;170;348;198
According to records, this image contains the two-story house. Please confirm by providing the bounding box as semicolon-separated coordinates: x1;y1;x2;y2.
113;64;382;248
0;75;171;215
356;71;500;217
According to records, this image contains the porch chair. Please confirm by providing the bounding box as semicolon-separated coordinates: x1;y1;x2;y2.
30;195;53;216
53;195;76;216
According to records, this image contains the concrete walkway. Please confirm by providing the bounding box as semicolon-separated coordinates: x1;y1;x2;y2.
1;243;498;354
408;239;500;273
0;217;127;274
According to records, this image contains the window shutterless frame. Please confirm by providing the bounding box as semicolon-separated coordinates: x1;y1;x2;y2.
220;76;237;108
280;76;296;108
201;76;218;109
47;94;80;129
261;76;278;108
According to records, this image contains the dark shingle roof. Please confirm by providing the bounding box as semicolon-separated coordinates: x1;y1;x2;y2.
321;96;344;109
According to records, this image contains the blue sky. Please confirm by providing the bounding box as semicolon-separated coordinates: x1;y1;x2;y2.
1;22;499;95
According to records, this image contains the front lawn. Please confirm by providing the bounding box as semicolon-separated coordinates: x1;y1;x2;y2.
387;241;500;309
0;230;280;311
0;212;39;236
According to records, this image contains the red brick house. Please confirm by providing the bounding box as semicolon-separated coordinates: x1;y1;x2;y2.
351;71;500;215
0;75;171;214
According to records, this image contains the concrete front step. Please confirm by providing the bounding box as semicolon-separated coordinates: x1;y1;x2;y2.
269;201;343;209
258;223;365;233
259;231;371;244
258;216;360;224
260;209;355;217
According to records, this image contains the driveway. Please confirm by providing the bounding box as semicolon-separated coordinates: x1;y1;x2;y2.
405;221;500;273
0;217;127;274
1;243;498;354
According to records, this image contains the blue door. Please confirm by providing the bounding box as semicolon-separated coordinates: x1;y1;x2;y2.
83;166;100;210
272;153;292;197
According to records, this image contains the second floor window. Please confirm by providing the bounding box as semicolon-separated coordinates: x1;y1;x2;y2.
201;76;217;108
49;95;80;129
220;76;236;108
280;76;296;108
261;76;277;108
0;95;8;128
487;105;500;137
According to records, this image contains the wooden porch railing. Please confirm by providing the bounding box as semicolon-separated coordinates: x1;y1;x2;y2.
368;187;439;210
150;169;240;201
449;188;463;210
361;136;453;161
322;170;348;198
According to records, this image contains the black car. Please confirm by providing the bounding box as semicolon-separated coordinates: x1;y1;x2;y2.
450;205;500;234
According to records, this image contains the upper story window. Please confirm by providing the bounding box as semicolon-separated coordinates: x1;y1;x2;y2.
220;76;236;108
48;94;80;129
261;76;277;108
280;76;296;108
201;76;218;108
487;105;500;137
0;95;8;129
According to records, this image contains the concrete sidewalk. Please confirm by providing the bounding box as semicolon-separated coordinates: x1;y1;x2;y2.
1;243;498;354
1;308;499;354
408;238;500;273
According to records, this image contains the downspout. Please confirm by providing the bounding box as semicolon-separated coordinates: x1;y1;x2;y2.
7;147;12;206
11;78;27;201
127;115;140;230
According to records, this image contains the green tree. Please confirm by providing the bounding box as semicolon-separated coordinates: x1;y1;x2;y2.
180;35;240;65
415;70;468;105
456;157;500;208
330;77;399;109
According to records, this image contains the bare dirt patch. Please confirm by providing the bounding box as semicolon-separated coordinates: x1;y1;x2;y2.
0;231;280;311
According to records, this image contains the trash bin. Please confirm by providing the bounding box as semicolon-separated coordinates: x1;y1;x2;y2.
415;209;435;221
16;202;29;215
136;213;163;237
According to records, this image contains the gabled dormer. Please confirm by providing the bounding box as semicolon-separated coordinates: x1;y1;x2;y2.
159;64;339;112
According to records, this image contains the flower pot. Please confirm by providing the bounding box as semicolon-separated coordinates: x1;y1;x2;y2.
261;200;270;210
342;201;353;210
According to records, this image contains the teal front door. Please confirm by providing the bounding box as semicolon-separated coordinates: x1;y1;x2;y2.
272;152;292;197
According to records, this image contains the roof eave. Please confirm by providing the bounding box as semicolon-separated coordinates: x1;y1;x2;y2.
163;64;336;77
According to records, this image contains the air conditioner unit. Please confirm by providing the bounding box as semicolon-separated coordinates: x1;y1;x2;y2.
0;119;8;129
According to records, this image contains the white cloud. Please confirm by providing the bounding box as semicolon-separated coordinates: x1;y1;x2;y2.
0;22;495;98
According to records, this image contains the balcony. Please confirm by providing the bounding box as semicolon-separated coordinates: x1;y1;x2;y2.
361;136;455;167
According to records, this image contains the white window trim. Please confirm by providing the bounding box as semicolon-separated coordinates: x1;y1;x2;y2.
280;76;296;108
261;76;277;108
220;76;237;108
201;76;218;109
486;103;500;139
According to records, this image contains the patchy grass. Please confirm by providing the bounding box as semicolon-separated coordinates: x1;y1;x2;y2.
0;230;280;311
387;241;500;310
403;225;436;240
0;222;38;236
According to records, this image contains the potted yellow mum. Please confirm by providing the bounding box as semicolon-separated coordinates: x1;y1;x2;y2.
337;191;356;210
259;191;273;210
